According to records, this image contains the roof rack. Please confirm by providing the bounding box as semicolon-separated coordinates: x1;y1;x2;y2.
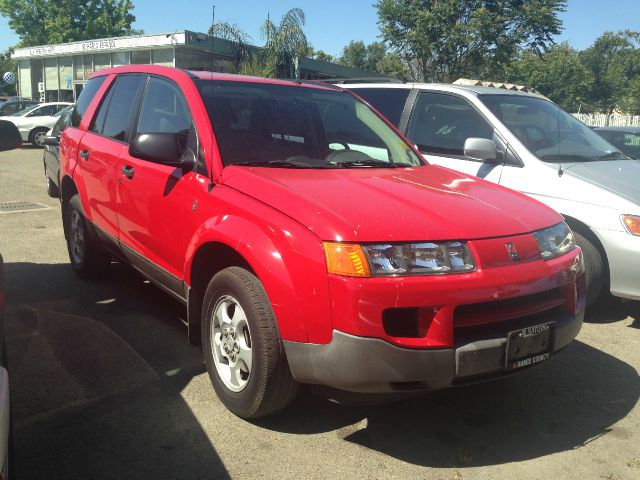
322;77;403;85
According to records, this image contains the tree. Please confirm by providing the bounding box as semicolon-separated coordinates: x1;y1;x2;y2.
339;40;410;80
261;8;308;78
580;30;640;114
0;49;17;96
506;44;594;112
0;0;138;47
376;0;566;82
210;8;308;78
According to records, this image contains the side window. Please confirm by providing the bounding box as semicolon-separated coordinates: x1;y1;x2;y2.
407;92;493;157
136;77;192;135
71;75;107;127
28;105;55;117
100;75;147;142
349;87;410;126
52;110;72;136
135;76;203;170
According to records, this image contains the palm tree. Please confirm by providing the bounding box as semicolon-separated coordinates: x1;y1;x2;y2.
209;8;309;78
261;8;308;78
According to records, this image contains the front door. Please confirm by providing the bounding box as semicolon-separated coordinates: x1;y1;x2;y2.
116;75;200;297
406;91;504;183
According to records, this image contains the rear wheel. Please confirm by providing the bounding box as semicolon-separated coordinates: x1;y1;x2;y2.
65;195;110;278
574;231;605;307
29;128;48;147
202;267;298;418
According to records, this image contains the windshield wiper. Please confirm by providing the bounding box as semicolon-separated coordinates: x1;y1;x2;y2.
232;160;314;168
332;159;403;168
598;152;629;160
539;154;595;163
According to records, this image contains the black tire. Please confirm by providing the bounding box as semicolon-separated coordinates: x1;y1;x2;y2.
574;231;605;307
29;127;48;147
65;195;110;278
44;164;59;198
202;267;298;418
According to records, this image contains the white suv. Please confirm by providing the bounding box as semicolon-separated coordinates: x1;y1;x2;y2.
346;83;640;305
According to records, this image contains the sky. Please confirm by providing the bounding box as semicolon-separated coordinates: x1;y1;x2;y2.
1;0;639;55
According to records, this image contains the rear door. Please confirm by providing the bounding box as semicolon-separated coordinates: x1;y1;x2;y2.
116;75;202;297
76;74;146;241
405;91;507;182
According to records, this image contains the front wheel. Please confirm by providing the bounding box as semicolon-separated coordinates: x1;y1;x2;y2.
29;128;48;147
574;231;605;307
202;267;298;418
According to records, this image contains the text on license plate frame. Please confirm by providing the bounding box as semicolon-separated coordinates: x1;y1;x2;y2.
506;322;555;370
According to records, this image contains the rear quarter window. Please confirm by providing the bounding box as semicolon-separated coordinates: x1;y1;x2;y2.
348;87;410;127
71;75;107;128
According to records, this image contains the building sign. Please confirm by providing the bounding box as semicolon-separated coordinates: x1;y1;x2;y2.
12;32;187;59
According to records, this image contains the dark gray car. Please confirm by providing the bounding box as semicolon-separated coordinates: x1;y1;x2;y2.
594;127;640;159
43;105;73;197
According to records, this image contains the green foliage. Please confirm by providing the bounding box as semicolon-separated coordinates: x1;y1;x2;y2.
0;0;138;47
376;0;566;82
505;43;594;112
580;30;640;113
339;40;410;80
210;8;308;79
0;49;17;95
261;8;308;78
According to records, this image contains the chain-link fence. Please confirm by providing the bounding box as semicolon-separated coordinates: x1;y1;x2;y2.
572;113;640;127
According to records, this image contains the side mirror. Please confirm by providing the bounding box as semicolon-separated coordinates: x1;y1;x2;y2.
0;120;22;151
464;137;499;162
129;132;184;166
44;134;60;147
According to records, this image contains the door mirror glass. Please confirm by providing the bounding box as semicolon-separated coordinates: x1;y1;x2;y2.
0;120;22;151
129;132;183;165
464;137;499;162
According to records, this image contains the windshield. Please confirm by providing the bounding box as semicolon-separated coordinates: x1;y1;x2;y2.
195;80;423;169
12;105;38;117
479;95;627;163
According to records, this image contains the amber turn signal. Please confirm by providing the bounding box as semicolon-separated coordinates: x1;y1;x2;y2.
323;242;371;277
621;215;640;236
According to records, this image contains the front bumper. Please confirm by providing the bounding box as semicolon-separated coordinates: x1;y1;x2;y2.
284;308;583;393
594;228;640;300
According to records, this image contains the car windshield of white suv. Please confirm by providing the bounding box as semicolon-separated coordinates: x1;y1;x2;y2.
480;95;628;163
195;80;423;168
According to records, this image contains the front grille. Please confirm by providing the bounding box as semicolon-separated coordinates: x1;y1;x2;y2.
454;287;565;328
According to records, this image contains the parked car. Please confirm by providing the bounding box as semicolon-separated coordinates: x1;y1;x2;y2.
0;119;22;477
594;127;640;159
59;65;585;418
6;102;72;147
43;105;73;197
0;99;39;117
345;83;640;305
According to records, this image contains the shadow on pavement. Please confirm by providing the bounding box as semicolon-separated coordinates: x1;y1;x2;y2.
258;338;639;468
584;295;640;325
3;261;230;479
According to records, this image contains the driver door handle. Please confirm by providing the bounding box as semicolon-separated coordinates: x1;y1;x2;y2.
122;164;135;179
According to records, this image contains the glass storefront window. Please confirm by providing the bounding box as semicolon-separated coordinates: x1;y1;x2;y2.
112;51;128;66
131;50;151;64
152;48;174;66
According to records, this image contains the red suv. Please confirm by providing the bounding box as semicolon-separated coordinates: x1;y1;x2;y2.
59;65;585;418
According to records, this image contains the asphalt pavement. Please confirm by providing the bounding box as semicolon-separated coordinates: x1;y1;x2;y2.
1;147;639;480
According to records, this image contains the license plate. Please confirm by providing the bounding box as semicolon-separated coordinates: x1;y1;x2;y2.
506;323;554;370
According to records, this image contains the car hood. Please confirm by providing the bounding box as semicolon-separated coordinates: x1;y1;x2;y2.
563;159;640;207
220;165;562;242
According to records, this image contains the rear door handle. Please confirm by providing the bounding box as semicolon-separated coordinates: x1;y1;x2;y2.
80;149;89;160
122;165;135;179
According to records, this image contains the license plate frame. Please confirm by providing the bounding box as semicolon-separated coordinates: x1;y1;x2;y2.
505;322;555;370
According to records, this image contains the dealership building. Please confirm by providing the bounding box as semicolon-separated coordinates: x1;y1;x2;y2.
11;30;380;102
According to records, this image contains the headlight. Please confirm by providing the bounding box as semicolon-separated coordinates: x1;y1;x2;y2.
533;222;575;259
621;215;640;236
362;241;475;276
